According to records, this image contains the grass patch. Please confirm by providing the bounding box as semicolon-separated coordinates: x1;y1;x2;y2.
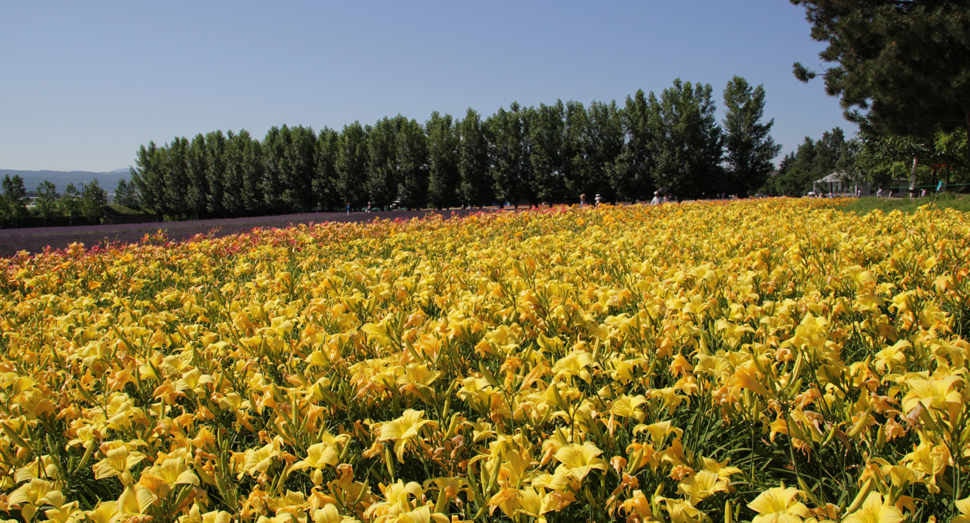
836;192;970;214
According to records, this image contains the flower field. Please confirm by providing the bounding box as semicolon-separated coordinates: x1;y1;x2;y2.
1;199;969;522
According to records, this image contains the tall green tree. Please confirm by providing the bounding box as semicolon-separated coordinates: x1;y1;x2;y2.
765;137;819;196
131;141;166;216
457;108;492;207
485;104;529;207
368;116;406;209
81;178;107;224
282;125;317;212
222;130;246;216
792;0;970;156
722;76;781;196
934;129;970;187
396;118;429;210
425;112;460;209
812;128;852;178
164;137;191;219
561;100;591;202
853;128;970;192
586;100;627;202
763;128;853;196
187;134;209;219
204;131;228;218
314;127;340;211
561;100;625;203
36;180;58;226
114;178;140;209
240;131;265;215
529;101;567;205
60;183;82;226
1;175;29;227
853;132;934;190
262;126;289;214
620;89;657;200
336;122;369;209
648;79;724;199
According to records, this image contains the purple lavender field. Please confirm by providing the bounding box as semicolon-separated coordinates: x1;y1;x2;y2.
0;209;492;258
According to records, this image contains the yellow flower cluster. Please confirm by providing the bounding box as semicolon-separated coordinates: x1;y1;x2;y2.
1;199;969;522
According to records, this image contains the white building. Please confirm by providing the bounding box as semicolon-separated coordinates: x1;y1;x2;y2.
814;171;870;196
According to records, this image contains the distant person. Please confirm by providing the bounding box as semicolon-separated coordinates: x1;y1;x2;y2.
579;193;587;207
594;194;602;206
876;187;883;197
346;202;351;215
921;188;927;198
651;191;661;205
937;180;944;193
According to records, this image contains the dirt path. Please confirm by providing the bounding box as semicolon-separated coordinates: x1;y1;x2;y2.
0;208;495;258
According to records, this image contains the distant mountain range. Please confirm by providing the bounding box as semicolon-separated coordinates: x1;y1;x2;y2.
0;168;130;193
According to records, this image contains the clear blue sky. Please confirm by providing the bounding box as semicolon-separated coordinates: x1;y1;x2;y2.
1;1;855;173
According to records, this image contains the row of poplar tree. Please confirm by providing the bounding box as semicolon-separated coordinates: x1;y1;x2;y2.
131;77;781;219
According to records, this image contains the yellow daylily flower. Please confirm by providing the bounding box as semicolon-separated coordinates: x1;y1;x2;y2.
117;485;157;517
292;441;340;471
398;363;440;388
217;392;255;431
362;481;424;521
15;455;60;483
310;504;351;523
512;486;560;522
92;442;146;485
7;479;63;522
661;497;704;523
617;489;655;521
554;441;606;481
699;457;742;482
255;514;303;523
715;319;755;349
85;501;119;523
730;365;770;396
551;350;593;383
179;503;233;523
242;439;284;477
389;505;449;523
874;339;910;373
677;470;729;504
842;492;904;523
901;374;963;415
139;455;200;499
378;409;438;463
634;420;684;446
747;486;811;523
175;367;214;394
43;500;80;523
